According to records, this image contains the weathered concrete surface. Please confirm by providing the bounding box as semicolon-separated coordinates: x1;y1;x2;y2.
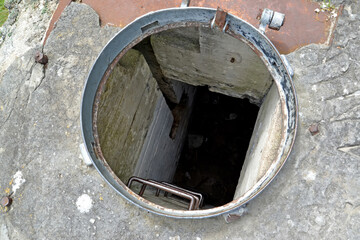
151;27;273;104
0;1;359;240
97;49;162;182
134;83;196;183
0;0;56;72
97;47;196;184
134;37;183;105
234;84;283;198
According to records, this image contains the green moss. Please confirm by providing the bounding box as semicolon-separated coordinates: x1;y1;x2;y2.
0;0;8;27
119;49;142;69
97;49;161;182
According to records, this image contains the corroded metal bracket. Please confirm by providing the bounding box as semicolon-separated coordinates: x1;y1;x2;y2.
259;8;285;34
211;7;229;32
223;205;248;223
180;0;190;8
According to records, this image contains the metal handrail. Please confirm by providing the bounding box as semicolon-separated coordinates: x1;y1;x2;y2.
127;177;198;210
147;180;201;209
161;182;204;208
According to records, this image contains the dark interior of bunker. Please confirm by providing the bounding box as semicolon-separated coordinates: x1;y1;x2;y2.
173;87;259;206
95;26;276;210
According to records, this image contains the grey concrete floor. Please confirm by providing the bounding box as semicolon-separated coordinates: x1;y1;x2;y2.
0;1;359;239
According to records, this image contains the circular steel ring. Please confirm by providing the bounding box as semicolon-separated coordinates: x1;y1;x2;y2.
81;7;298;218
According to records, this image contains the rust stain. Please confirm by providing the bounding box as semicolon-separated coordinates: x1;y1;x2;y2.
327;4;344;47
43;0;72;45
83;0;181;28
44;0;338;54
213;7;228;29
191;0;336;54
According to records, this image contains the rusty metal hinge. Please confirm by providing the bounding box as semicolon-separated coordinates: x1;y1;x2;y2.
211;7;229;32
223;205;248;223
259;8;285;34
180;0;190;8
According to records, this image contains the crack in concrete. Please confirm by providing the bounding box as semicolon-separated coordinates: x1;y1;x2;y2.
331;117;360;123
337;145;360;160
32;64;46;93
324;89;360;102
1;107;14;129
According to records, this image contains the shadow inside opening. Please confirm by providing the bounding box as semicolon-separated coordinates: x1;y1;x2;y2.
173;86;259;207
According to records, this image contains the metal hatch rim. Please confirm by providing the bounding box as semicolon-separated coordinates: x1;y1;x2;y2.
80;6;298;219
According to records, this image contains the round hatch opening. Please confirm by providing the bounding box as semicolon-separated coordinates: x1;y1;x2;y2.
81;8;297;218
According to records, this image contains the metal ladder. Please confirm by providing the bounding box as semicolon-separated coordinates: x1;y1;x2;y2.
127;176;203;210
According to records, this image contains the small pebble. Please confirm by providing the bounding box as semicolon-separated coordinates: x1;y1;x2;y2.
309;123;319;136
0;196;12;207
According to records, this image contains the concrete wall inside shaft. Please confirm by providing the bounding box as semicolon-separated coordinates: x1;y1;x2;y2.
95;26;283;210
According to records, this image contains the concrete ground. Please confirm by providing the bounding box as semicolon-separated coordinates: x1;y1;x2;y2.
0;1;359;239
